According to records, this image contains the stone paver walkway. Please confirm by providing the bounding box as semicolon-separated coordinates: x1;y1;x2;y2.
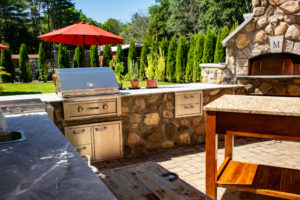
95;137;300;200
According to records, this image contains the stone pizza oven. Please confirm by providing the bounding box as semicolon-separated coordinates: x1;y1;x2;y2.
203;0;300;96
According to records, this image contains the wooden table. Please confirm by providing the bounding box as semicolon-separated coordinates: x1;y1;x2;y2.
99;161;211;200
204;95;300;200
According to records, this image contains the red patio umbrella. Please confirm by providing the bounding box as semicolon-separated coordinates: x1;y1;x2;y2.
0;44;8;50
38;20;124;46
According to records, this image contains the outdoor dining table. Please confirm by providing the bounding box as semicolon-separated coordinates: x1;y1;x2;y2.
204;95;300;200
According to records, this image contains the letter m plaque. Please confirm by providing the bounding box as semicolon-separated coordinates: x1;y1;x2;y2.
269;36;283;53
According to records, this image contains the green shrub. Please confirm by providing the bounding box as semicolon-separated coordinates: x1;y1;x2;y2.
156;48;166;81
26;61;33;82
127;59;139;81
115;44;124;64
0;45;14;83
43;63;50;82
19;43;29;82
140;39;150;79
58;43;69;68
159;37;168;57
150;37;159;57
102;45;112;67
73;45;84;67
146;53;158;80
38;43;47;82
114;62;124;83
175;36;187;83
185;35;196;83
193;32;205;82
166;36;177;82
202;30;216;63
90;45;99;67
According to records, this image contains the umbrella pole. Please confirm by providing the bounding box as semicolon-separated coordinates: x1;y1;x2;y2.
83;35;86;67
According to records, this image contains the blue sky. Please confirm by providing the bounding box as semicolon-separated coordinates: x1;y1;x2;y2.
74;0;156;24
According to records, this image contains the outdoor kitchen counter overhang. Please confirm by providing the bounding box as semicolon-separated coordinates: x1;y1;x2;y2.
0;112;116;200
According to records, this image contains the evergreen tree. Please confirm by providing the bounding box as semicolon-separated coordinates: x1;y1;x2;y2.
185;35;196;83
214;26;229;63
58;43;69;68
127;40;137;67
38;43;46;81
139;39;150;79
230;19;239;32
90;45;99;67
159;37;169;57
115;44;124;64
150;37;159;57
193;32;205;82
202;30;216;63
73;45;84;67
19;43;29;82
0;46;14;83
175;36;187;83
166;36;177;82
102;45;112;67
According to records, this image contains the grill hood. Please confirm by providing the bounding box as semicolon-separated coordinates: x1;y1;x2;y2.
55;67;119;98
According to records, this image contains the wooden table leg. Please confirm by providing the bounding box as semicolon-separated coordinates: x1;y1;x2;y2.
225;134;233;159
206;111;217;200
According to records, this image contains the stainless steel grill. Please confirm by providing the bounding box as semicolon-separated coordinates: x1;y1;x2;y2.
55;67;121;121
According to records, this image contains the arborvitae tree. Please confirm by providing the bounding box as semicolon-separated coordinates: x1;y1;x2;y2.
58;43;69;68
175;36;187;83
202;30;216;63
159;37;169;57
73;45;84;67
230;19;239;33
185;35;196;83
139;39;150;79
115;44;124;64
102;45;112;67
166;36;177;82
19;43;29;82
90;45;99;67
193;32;205;82
214;26;229;63
0;46;14;83
38;42;46;81
150;37;159;57
127;40;137;74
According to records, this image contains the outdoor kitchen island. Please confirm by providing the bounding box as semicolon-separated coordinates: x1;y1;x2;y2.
204;95;300;200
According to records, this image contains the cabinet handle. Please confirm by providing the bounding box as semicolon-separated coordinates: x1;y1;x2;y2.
184;105;194;109
77;146;87;152
73;129;85;134
184;95;194;99
95;127;107;132
102;104;108;110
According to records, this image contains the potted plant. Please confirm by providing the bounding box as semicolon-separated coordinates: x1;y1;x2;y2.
114;62;125;89
146;54;158;88
127;59;140;89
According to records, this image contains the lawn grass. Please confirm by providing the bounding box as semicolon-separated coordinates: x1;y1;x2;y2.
0;81;173;96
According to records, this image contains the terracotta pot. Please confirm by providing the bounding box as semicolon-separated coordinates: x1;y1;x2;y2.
130;80;140;89
146;79;158;88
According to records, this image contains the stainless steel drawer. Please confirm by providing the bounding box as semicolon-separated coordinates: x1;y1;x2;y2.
63;97;120;120
175;92;201;105
65;126;92;146
175;103;202;117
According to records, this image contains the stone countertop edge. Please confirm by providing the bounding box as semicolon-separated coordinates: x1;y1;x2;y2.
0;112;117;200
0;83;244;103
203;94;300;117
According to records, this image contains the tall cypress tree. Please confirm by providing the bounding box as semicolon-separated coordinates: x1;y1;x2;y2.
193;32;205;82
159;37;169;57
115;44;124;64
139;39;150;79
58;43;69;68
38;42;46;81
150;37;159;57
19;43;29;82
202;30;216;63
73;45;84;67
175;36;187;83
166;36;177;82
214;31;222;63
185;35;196;83
0;46;14;83
90;45;99;67
127;40;137;65
102;45;112;67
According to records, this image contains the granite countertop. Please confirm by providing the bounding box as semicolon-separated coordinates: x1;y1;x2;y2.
0;83;243;103
204;95;300;117
0;112;116;200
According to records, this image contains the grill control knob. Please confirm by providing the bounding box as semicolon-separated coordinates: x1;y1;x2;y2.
103;104;108;110
78;106;84;112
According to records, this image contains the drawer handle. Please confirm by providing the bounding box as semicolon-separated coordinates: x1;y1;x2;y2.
102;104;108;110
87;106;99;110
77;146;87;152
95;127;107;131
184;95;194;99
73;129;85;134
184;105;194;109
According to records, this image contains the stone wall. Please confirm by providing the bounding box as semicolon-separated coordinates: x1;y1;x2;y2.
223;0;300;78
200;63;233;84
50;87;245;157
121;87;244;156
238;77;300;96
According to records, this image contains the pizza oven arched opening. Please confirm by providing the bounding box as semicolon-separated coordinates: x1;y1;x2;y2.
249;53;300;76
